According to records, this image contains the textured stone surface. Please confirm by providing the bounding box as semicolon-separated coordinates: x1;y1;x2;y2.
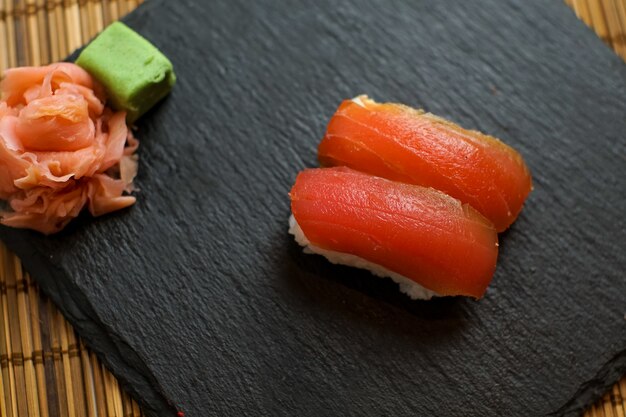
2;0;625;416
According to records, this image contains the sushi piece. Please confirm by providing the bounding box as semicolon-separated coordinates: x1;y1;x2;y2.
318;95;532;232
289;167;499;299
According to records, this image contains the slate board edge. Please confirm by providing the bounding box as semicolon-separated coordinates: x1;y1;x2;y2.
1;233;175;416
554;350;626;416
2;3;177;415
5;230;625;417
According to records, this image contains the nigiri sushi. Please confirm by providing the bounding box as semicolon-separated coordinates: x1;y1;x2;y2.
318;95;532;232
289;167;499;299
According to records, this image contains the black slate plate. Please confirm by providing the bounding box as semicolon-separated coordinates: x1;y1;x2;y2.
2;0;626;416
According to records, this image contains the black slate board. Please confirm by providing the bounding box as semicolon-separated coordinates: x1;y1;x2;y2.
2;0;626;416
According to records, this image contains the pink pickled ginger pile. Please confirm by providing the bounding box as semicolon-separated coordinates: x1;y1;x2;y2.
0;63;138;234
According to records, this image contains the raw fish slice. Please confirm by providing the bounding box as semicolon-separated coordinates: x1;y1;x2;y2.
289;167;499;299
318;96;532;231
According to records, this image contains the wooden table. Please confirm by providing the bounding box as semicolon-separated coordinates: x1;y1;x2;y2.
0;0;624;416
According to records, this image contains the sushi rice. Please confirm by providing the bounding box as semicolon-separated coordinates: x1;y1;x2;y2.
288;215;439;300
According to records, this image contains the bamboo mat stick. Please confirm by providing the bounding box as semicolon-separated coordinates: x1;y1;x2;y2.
617;377;626;415
4;0;17;68
79;340;97;417
46;0;59;63
87;0;105;35
573;0;595;26
79;0;92;44
587;0;612;44
14;258;40;417
45;0;60;63
598;0;624;55
100;0;111;28
66;321;88;417
90;352;109;417
104;365;124;417
27;274;49;417
617;0;626;47
54;0;69;63
0;247;16;417
36;0;50;66
134;394;142;417
601;0;626;57
0;327;6;417
14;0;29;66
65;0;84;53
122;391;132;417
108;0;119;22
4;248;27;417
0;364;6;417
48;302;70;417
613;383;625;417
0;1;8;72
118;0;127;16
58;311;78;417
25;0;41;66
605;391;617;417
39;293;59;417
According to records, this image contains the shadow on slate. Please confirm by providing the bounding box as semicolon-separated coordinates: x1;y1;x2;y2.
2;0;626;416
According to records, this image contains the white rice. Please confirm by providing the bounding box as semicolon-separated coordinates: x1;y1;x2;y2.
351;95;367;107
288;215;439;300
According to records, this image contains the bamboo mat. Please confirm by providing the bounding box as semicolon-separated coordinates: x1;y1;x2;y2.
0;1;147;414
0;0;624;416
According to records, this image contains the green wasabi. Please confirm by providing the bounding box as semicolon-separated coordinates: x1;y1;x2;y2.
76;22;176;123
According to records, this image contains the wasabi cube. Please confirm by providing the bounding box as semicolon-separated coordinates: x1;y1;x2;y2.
76;22;176;123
